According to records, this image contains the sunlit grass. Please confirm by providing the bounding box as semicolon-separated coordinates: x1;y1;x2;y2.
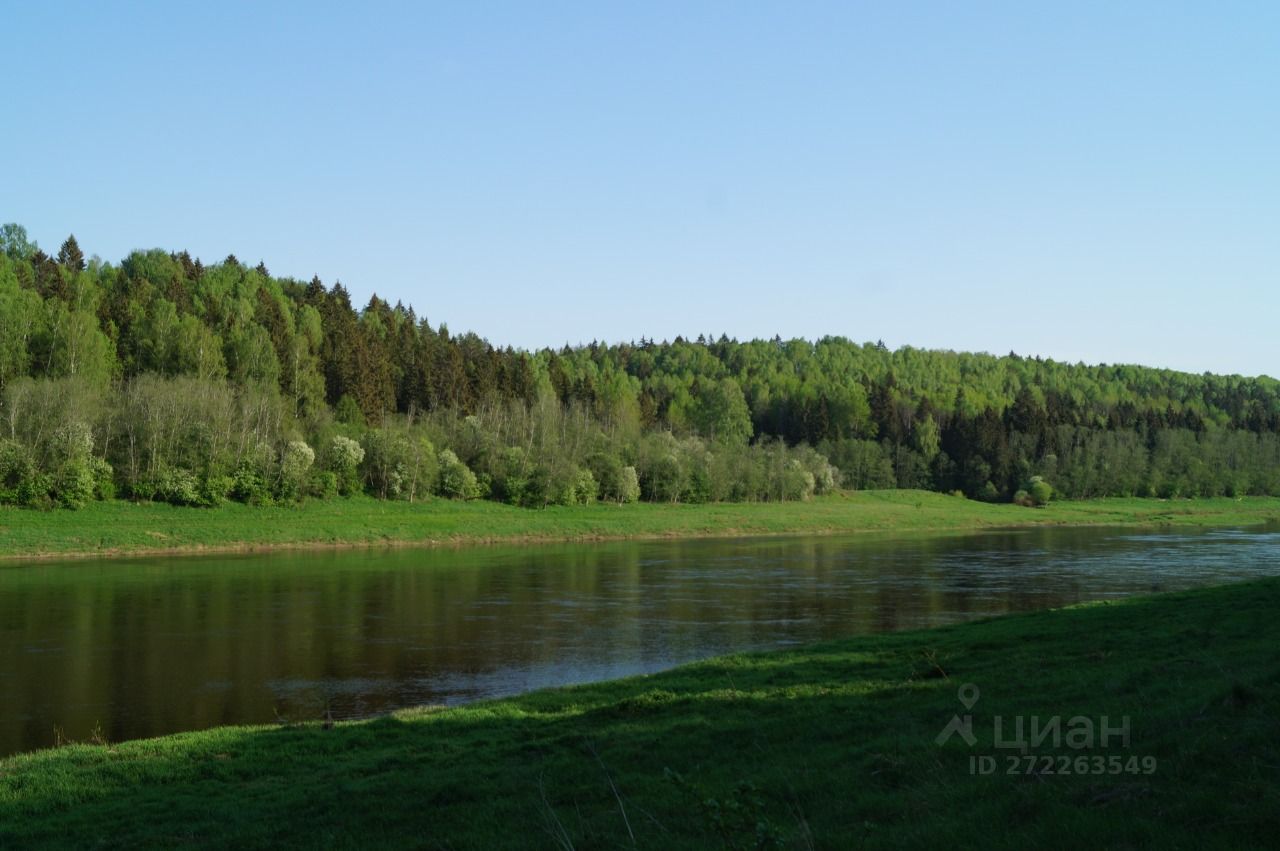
1;490;1278;560
2;577;1277;847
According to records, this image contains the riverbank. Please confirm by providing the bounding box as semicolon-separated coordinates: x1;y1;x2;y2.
3;576;1277;847
1;491;1278;561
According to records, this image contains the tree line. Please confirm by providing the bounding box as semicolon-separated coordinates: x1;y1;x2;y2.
1;223;1277;510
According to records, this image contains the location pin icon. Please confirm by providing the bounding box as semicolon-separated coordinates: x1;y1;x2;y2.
958;683;980;710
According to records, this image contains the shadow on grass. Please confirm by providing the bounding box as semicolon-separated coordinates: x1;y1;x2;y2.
3;579;1279;849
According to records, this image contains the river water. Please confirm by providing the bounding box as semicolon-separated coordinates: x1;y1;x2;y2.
2;524;1278;756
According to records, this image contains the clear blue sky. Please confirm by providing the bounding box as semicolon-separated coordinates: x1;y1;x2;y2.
5;2;1277;375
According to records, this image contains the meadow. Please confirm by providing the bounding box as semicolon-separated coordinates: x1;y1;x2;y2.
2;490;1279;561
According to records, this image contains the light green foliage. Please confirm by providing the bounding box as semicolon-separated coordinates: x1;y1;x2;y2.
690;377;753;445
226;324;280;387
821;439;895;490
0;223;38;260
912;414;941;462
278;440;315;501
0;492;1278;559
229;443;277;506
156;468;202;506
40;303;115;385
489;446;532;505
618;465;640;503
437;449;480;499
2;225;1280;511
637;434;684;502
1029;477;1053;506
0;258;42;389
566;467;597;505
325;436;365;496
0;439;32;504
334;395;365;427
361;428;436;501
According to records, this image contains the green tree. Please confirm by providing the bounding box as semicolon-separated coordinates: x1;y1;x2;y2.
57;235;85;272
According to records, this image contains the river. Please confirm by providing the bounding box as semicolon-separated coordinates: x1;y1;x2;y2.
2;523;1278;756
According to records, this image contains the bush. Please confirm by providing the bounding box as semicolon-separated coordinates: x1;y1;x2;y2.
0;440;33;505
54;462;96;509
277;440;315;501
491;446;531;505
125;478;157;502
640;452;683;503
519;464;552;508
1029;477;1053;506
198;474;232;507
156;468;202;506
230;462;273;506
1013;489;1033;507
17;474;53;508
618;466;640;504
681;461;713;504
437;449;480;500
308;470;339;500
585;451;624;502
325;436;365;496
568;467;598;505
777;460;816;501
90;457;115;501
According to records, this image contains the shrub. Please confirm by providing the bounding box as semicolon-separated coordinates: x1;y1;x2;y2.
13;468;52;507
54;462;96;509
520;464;553;508
585;451;625;502
491;447;531;505
277;440;315;501
563;467;598;505
156;468;202;506
125;478;157;502
681;462;713;504
641;452;683;503
1029;477;1053;506
778;460;816;501
308;470;339;500
437;449;480;500
618;466;640;504
326;436;365;496
90;457;115;501
230;462;273;506
198;474;232;507
0;440;33;505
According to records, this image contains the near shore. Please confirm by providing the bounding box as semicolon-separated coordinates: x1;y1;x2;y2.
3;575;1277;847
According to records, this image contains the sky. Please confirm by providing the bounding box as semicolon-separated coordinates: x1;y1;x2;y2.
4;1;1277;376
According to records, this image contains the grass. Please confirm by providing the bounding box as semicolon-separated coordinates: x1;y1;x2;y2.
2;576;1277;848
1;490;1278;561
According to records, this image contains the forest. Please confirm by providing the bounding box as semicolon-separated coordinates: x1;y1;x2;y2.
2;222;1279;511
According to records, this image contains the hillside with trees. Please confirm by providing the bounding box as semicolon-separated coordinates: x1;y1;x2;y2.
2;223;1278;510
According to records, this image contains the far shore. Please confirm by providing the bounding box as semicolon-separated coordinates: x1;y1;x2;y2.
2;490;1277;563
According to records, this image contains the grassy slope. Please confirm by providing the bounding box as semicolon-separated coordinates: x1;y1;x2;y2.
2;491;1279;560
2;578;1278;849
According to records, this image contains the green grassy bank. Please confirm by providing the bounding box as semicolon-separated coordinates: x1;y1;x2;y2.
1;491;1279;561
2;577;1277;848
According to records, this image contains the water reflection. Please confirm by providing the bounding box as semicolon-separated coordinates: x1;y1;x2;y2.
1;524;1278;756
